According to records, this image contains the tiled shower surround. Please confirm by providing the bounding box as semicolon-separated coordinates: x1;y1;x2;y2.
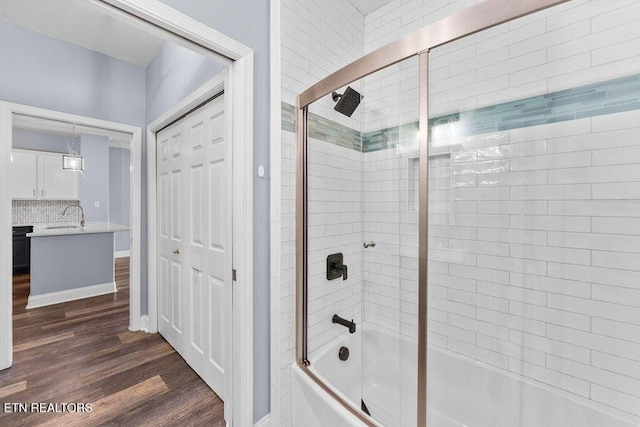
306;138;363;356
292;105;640;423
275;0;640;425
282;73;640;152
12;200;79;225
426;111;640;420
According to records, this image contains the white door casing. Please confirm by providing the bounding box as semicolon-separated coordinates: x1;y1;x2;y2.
157;94;229;398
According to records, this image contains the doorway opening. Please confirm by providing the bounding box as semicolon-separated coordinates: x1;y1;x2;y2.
0;1;254;424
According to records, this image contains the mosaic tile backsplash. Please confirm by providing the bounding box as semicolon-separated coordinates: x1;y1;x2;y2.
12;200;79;225
282;73;640;153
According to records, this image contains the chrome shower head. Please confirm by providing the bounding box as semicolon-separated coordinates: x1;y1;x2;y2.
331;86;362;117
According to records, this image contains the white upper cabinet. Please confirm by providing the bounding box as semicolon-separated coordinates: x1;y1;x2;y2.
38;152;80;200
11;149;80;200
11;150;38;199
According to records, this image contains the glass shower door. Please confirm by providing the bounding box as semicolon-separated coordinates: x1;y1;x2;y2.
360;55;420;427
302;54;420;426
426;2;640;426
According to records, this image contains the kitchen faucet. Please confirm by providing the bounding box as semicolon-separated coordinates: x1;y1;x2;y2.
62;205;85;229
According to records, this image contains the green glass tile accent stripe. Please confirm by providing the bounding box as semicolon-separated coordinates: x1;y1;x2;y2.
281;73;640;153
281;102;295;133
308;114;361;150
281;101;361;151
362;122;419;153
426;73;640;139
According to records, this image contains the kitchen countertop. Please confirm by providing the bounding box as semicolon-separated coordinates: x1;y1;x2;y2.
27;222;129;237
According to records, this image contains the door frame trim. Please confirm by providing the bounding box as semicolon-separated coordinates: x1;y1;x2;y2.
96;1;255;424
0;102;143;369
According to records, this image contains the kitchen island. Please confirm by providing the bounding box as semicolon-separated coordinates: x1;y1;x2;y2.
26;222;129;308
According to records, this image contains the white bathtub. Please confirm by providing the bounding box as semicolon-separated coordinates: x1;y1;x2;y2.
292;328;637;427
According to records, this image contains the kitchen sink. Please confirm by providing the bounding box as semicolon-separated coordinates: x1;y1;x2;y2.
44;225;79;230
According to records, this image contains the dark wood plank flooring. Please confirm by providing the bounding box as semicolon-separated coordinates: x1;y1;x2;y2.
0;258;224;426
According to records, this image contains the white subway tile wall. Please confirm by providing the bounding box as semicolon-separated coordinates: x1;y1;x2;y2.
365;0;640;122
424;112;640;420
363;147;440;340
279;0;365;424
278;0;640;424
306;137;363;356
281;0;365;132
278;130;295;426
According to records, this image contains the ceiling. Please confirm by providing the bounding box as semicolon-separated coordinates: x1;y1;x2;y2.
348;0;395;16
0;0;165;67
0;0;396;66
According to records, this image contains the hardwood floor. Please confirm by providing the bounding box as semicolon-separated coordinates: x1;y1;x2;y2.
0;258;225;426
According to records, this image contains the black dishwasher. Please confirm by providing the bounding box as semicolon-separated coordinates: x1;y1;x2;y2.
13;226;33;275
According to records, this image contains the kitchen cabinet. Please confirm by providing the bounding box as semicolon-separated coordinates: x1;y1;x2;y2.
11;149;79;200
38;152;79;199
11;150;38;199
12;226;33;275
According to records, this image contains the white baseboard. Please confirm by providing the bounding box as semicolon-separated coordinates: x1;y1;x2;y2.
254;414;270;427
130;315;151;333
139;315;151;332
114;250;130;258
26;282;117;309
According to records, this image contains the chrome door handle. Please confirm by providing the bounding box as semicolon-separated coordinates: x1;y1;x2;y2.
173;249;180;255
33;189;36;197
41;189;44;196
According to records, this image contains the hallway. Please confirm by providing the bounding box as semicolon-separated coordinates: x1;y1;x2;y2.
0;258;224;426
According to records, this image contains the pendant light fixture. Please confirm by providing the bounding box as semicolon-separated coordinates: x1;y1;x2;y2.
63;123;84;171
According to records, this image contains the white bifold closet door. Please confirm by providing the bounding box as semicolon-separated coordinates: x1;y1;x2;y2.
156;94;229;399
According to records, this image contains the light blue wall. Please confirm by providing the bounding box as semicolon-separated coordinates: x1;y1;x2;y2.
109;147;131;252
0;19;148;311
30;233;114;295
12;129;75;153
0;21;146;126
79;134;110;222
156;1;271;420
145;42;225;124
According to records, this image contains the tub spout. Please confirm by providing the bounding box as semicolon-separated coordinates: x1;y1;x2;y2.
332;314;356;334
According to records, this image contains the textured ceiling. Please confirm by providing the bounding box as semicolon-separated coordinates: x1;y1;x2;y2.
0;0;164;66
347;0;395;16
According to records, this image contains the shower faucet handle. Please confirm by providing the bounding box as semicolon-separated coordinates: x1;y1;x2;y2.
337;263;348;280
327;253;348;281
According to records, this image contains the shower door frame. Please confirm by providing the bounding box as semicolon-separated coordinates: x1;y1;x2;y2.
295;0;572;425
